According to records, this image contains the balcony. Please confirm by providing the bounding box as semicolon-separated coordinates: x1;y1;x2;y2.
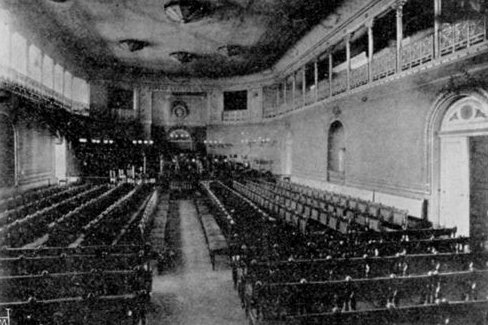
263;17;488;120
0;65;89;113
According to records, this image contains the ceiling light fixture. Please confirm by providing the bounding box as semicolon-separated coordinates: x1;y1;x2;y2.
169;51;197;64
119;39;150;52
164;0;208;23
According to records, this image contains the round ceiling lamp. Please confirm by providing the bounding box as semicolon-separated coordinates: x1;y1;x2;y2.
164;0;208;23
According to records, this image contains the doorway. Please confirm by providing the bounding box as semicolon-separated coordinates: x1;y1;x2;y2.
437;95;488;237
469;136;488;239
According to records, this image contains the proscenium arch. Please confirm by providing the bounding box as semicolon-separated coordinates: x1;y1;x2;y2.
426;88;488;231
0;112;17;188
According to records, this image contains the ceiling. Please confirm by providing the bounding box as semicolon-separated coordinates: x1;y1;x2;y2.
4;0;364;79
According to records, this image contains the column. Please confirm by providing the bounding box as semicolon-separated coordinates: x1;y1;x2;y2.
395;0;407;73
283;81;287;105
346;34;351;91
434;0;440;58
302;67;306;104
276;83;280;109
314;60;318;102
292;73;296;106
367;20;374;83
328;53;333;96
25;41;30;77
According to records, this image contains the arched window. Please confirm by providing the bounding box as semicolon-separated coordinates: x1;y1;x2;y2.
327;121;345;181
0;115;15;187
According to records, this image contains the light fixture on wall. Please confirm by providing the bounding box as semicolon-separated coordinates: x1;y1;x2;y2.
164;0;208;23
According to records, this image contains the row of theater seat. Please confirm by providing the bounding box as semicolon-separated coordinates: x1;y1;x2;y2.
0;268;151;302
249;251;488;283
194;192;229;270
0;183;92;228
0;180;159;323
0;293;148;325
0;183;62;213
0;251;149;276
234;180;454;240
0;184;111;247
248;179;426;230
132;190;159;243
204;180;488;325
81;185;155;247
44;184;136;247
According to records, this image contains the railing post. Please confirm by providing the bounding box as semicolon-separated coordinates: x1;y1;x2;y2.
367;20;374;83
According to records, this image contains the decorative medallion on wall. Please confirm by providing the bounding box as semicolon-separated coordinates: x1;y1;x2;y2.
172;100;189;119
332;105;342;117
442;97;488;132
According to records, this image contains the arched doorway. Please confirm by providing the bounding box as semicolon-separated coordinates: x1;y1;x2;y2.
327;120;345;182
0;114;16;187
435;93;488;237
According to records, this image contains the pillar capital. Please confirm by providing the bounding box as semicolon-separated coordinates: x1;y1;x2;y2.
392;0;408;11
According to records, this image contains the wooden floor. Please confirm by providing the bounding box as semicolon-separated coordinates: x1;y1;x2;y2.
147;199;247;325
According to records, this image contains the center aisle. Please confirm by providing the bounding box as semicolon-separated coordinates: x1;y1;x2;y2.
148;199;247;325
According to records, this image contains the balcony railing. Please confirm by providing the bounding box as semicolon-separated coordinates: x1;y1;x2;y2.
263;17;487;120
439;17;485;56
317;79;330;101
113;109;137;121
305;89;315;105
372;47;396;81
350;64;369;89
0;65;89;113
331;70;348;96
222;110;250;122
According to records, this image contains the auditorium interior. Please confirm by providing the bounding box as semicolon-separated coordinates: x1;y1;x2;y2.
1;0;488;324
